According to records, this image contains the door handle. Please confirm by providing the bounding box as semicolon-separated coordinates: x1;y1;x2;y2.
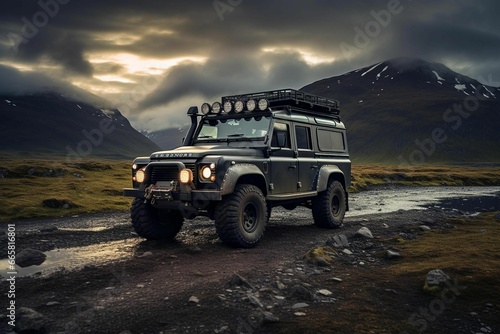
288;164;297;169
311;164;319;169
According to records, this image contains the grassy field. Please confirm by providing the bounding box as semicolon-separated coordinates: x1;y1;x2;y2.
0;159;499;221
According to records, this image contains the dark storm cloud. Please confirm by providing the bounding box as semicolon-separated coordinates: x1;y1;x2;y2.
0;0;499;126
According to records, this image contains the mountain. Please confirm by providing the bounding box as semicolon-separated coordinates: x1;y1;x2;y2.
144;127;188;150
301;57;500;164
0;93;160;159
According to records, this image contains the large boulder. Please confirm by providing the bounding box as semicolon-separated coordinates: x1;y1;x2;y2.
15;307;46;334
16;249;47;268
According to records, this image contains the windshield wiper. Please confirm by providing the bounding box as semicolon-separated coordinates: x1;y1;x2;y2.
227;134;245;137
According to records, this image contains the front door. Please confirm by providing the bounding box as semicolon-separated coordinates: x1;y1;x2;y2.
269;121;298;194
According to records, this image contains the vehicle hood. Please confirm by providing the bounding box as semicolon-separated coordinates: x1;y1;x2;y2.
150;145;265;159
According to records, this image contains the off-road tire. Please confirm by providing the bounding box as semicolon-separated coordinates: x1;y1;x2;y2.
215;184;268;248
312;180;346;228
131;198;183;239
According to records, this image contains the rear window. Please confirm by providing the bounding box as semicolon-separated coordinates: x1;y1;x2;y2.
317;129;345;152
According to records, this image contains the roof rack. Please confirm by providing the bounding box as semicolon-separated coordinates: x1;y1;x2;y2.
222;89;340;115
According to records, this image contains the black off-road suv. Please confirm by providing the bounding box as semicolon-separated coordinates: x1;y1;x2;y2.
124;89;350;248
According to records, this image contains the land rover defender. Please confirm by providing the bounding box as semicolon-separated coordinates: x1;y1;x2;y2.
123;89;350;248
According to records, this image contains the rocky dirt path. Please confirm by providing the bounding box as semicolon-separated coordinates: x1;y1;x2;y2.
1;186;499;334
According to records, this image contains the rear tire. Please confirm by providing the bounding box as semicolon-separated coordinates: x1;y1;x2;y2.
312;180;346;228
130;198;183;239
215;184;267;248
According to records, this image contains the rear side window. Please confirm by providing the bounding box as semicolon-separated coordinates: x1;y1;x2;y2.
317;129;345;152
295;126;311;150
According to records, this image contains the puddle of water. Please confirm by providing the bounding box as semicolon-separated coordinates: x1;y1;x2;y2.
348;186;500;216
0;238;140;279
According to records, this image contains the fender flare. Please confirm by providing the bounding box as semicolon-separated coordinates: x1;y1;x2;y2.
315;165;346;193
220;164;266;196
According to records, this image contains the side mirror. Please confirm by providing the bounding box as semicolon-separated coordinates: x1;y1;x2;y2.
276;132;287;147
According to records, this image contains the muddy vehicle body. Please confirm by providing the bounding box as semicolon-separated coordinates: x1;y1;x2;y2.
124;89;350;247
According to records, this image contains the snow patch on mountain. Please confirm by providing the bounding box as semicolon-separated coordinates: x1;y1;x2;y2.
361;62;382;77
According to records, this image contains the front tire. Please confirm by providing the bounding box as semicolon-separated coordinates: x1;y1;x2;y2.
312;180;346;228
215;184;268;248
130;198;183;239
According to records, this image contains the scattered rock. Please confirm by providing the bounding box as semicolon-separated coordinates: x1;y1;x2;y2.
73;173;84;178
262;311;279;323
230;274;254;290
329;277;343;283
290;284;315;301
15;307;46;334
342;249;353;255
16;249;47;268
292;302;309;309
136;251;153;258
385;250;401;259
419;225;431;231
294;312;307;316
247;294;264;308
326;234;349;248
46;301;61;307
317;289;333;296
276;281;286;290
424;269;451;294
382;223;389;228
188;296;199;304
355;227;374;239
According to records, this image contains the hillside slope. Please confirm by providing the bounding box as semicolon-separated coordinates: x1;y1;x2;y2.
0;93;160;160
301;57;500;164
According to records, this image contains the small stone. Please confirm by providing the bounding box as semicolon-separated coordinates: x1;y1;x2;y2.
470;312;478;316
486;303;494;308
426;269;450;286
355;227;373;239
230;274;254;289
276;281;286;290
136;284;145;288
46;301;61;307
262;311;279;323
292;302;309;309
382;223;389;228
359;261;365;266
188;296;199;304
329;277;343;282
317;289;333;296
327;234;349;248
275;296;285;300
247;294;264;308
342;249;353;255
385;250;401;259
16;249;47;267
294;312;306;316
137;251;153;258
419;225;431;231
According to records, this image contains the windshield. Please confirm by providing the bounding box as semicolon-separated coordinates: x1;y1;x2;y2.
195;116;271;142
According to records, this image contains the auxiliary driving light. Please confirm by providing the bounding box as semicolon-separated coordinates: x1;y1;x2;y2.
179;168;193;184
201;103;211;115
258;98;269;111
223;101;232;113
246;99;256;112
212;102;221;114
234;100;244;113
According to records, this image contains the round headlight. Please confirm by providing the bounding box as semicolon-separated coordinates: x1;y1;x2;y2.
258;99;269;111
135;169;145;183
212;102;221;114
132;164;138;170
201;103;211;115
246;99;256;112
179;169;193;184
200;165;212;180
234;100;244;113
223;101;232;113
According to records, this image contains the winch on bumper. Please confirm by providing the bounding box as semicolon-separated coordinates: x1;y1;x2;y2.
123;161;222;208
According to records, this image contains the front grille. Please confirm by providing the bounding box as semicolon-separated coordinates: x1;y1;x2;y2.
149;163;196;184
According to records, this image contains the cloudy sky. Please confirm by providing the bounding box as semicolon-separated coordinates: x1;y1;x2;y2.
1;0;499;130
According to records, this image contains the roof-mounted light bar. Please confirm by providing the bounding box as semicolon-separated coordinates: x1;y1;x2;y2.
199;88;339;116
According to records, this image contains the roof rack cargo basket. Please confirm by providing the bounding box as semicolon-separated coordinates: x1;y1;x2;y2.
222;89;340;115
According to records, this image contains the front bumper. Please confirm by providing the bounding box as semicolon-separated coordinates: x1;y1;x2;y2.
123;187;222;202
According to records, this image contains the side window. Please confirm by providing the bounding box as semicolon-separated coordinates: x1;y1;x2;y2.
317;129;345;152
295;126;311;150
271;122;291;148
